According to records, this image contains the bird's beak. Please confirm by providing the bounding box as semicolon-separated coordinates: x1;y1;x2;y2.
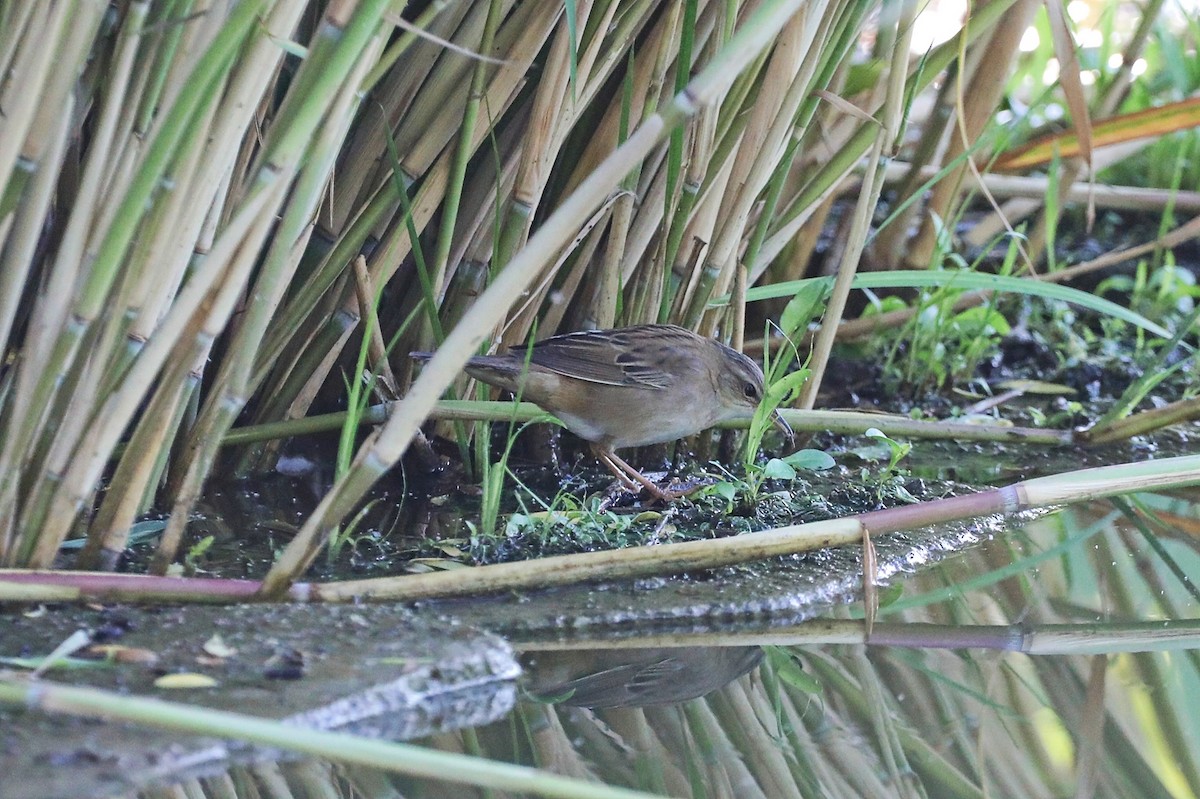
771;408;794;445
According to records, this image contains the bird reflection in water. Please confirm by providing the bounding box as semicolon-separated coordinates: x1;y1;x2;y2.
519;646;763;709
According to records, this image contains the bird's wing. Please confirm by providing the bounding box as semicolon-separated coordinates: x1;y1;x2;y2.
514;326;694;388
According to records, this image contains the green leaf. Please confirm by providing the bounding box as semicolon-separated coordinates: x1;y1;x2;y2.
866;427;911;471
762;458;797;480
779;281;830;338
953;305;1011;336
708;481;739;502
59;518;168;550
877;582;904;608
766;368;810;405
270;36;308;59
775;657;821;693
783;449;835;471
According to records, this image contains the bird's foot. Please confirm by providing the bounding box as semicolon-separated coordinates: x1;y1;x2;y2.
597;473;710;511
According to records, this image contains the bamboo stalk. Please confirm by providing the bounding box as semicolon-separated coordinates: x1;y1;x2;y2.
0;676;661;799
302;454;1200;603
799;0;916;410
3;455;1200;606
25;173;289;566
154;14;388;572
0;0;269;563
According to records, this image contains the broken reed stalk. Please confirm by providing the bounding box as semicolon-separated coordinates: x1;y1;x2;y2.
4;453;1198;605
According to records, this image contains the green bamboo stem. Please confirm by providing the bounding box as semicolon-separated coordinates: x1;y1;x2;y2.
0;0;102;312
0;1;74;208
492;3;659;322
80;0;267;325
123;96;223;345
121;0;313;360
0;677;661;799
6;454;1200;606
253;0;392;176
0;2;37;81
681;262;726;328
1083;396;1200;444
559;0;671;200
429;0;503;300
0;1;121;547
0;102;73;363
134;0;194;136
26;174;288;567
0;0;265;561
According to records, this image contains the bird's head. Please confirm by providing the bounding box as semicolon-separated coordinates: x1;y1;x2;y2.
712;343;794;443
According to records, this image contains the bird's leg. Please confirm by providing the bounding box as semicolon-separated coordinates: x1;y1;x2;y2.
591;444;678;502
590;445;644;492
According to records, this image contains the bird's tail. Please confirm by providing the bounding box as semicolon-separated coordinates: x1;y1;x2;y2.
408;352;524;394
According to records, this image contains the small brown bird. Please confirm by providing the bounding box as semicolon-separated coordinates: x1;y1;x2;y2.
413;324;793;500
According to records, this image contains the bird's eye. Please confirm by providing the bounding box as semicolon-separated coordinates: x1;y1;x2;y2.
743;382;758;399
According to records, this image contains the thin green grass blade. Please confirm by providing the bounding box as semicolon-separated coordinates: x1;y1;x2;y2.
712;269;1173;338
